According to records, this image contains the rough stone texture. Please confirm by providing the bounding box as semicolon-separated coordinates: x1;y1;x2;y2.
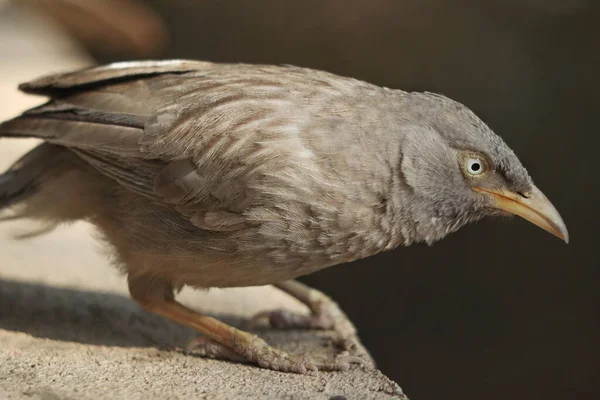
0;4;407;399
0;279;403;400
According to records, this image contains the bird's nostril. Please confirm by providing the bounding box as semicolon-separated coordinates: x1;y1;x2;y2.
517;191;530;199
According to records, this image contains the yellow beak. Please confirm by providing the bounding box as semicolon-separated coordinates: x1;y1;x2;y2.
474;185;569;243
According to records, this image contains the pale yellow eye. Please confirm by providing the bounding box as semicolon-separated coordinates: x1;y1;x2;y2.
466;158;484;175
459;152;490;178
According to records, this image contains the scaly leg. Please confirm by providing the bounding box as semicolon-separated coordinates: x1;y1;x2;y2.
128;275;366;373
249;280;375;367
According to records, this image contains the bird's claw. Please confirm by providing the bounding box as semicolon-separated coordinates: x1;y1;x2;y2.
312;351;372;371
185;334;369;373
248;307;376;368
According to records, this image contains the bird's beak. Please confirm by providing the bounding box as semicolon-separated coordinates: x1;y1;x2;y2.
473;185;569;243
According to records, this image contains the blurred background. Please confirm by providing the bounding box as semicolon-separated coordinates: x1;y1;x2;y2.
0;0;598;399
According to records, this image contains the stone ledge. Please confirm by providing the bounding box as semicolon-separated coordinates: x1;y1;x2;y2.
0;279;406;399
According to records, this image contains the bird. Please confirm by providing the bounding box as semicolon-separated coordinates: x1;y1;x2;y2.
0;60;568;373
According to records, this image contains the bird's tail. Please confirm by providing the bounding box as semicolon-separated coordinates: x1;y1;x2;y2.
0;143;61;211
0;139;107;234
0;141;89;234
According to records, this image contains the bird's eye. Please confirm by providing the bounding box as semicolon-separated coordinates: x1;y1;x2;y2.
466;158;484;175
460;153;489;177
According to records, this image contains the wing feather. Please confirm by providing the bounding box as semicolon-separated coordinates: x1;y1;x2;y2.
19;60;214;95
1;60;372;231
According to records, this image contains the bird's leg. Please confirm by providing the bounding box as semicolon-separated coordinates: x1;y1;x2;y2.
249;280;375;366
128;275;366;373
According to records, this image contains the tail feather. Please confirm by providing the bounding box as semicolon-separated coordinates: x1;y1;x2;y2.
0;143;66;211
0;171;28;209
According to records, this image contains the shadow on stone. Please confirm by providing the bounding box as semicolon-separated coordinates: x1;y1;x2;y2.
0;278;335;356
0;278;243;349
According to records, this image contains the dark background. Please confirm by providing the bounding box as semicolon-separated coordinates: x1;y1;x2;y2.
32;1;600;399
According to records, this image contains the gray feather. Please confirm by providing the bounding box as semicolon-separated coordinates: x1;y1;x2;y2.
0;60;539;288
19;59;214;95
0;144;67;209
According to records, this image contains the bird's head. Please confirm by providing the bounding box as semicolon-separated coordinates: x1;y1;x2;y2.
397;92;568;244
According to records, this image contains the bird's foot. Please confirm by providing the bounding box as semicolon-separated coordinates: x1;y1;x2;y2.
249;301;375;368
185;336;246;362
130;276;372;374
186;334;368;373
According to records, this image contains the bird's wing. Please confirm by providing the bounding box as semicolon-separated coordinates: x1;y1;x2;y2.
0;60;357;231
18;60;214;95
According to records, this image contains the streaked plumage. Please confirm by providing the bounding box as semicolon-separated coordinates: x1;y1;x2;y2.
0;60;567;372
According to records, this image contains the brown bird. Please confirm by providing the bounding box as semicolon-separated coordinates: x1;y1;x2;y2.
0;60;568;373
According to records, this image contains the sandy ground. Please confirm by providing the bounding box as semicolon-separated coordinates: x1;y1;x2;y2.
0;4;406;399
